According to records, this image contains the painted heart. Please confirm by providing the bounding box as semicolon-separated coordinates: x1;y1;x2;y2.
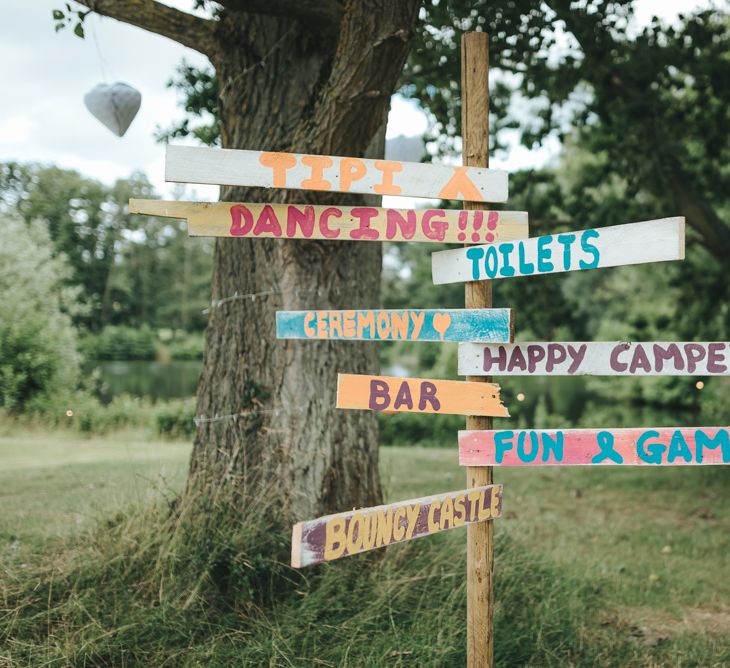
432;312;452;340
84;82;141;137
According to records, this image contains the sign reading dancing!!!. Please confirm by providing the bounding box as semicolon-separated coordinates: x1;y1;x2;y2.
129;200;528;245
277;309;513;343
459;427;730;466
431;218;685;285
165;145;509;202
336;374;509;417
291;484;503;567
459;342;730;376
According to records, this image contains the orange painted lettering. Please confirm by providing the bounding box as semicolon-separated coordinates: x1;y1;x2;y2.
438;167;484;201
259;152;297;188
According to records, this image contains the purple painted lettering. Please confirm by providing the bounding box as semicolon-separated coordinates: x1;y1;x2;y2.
684;343;706;374
610;343;630;372
418;382;441;411
368;380;390;410
546;344;567;372
706;343;727;373
482;346;507;373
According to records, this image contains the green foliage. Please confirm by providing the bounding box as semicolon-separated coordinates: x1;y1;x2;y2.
156;398;197;439
0;163;214;332
166;331;205;361
80;325;157;361
156;61;220;147
0;213;80;411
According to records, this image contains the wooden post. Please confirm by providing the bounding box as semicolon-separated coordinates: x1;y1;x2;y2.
462;32;494;668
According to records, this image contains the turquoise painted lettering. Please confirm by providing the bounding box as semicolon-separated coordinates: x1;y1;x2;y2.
498;243;516;277
695;429;730;463
579;229;600;269
542;431;564;463
537;236;554;273
465;247;484;280
556;233;577;270
636;430;664;464
494;431;514;464
517;431;539;463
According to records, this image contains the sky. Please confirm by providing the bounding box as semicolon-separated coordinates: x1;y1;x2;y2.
0;0;711;201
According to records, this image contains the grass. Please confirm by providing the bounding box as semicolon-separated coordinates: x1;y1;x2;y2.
1;428;729;666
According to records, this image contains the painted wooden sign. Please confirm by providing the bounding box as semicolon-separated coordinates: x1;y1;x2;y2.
459;427;730;466
336;374;509;417
291;484;503;567
276;309;513;343
129;199;528;245
459;341;730;376
431;217;685;285
165;145;509;202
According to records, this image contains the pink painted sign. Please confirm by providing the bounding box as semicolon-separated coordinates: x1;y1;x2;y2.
459;427;730;466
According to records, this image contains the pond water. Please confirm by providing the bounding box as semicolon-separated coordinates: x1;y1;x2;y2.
93;360;201;402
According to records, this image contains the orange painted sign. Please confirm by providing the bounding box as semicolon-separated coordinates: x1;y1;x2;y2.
336;374;509;417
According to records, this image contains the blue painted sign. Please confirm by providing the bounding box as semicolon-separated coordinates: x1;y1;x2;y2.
276;309;513;343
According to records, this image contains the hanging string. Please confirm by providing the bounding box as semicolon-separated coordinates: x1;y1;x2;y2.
90;13;114;82
194;405;306;426
239;26;298;77
202;285;350;314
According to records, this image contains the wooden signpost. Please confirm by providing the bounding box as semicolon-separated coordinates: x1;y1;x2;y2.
336;373;509;417
459;341;730;376
291;484;503;567
129;199;528;244
165;145;509;202
276;308;513;343
459;427;730;466
137;24;723;668
431;217;685;285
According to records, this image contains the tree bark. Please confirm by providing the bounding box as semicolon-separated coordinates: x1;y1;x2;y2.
185;2;420;521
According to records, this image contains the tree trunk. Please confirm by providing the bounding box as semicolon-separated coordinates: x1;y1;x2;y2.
188;4;419;522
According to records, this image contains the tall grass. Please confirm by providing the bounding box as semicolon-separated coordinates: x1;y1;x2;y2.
1;486;604;667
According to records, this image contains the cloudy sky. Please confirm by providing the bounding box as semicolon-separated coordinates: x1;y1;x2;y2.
0;0;709;200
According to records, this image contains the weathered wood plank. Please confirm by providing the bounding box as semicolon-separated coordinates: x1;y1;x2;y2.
459;427;730;466
336;374;509;417
276;309;513;343
128;199;528;244
431;218;685;284
291;484;503;567
165;145;509;202
458;341;730;376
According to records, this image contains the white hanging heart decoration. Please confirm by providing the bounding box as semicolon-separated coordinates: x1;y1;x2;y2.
83;82;141;137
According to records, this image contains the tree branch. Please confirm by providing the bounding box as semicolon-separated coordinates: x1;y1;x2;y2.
220;0;342;38
295;0;420;156
74;0;217;55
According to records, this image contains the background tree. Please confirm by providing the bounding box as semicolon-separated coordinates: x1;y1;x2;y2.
0;212;81;411
56;0;421;521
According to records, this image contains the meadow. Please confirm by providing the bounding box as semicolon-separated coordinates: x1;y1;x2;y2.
1;426;728;666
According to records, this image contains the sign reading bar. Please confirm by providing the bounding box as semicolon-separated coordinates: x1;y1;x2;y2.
165;145;509;202
277;309;513;343
129;200;528;245
459;427;730;466
291;484;503;567
431;217;685;285
459;341;730;376
336;374;509;417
